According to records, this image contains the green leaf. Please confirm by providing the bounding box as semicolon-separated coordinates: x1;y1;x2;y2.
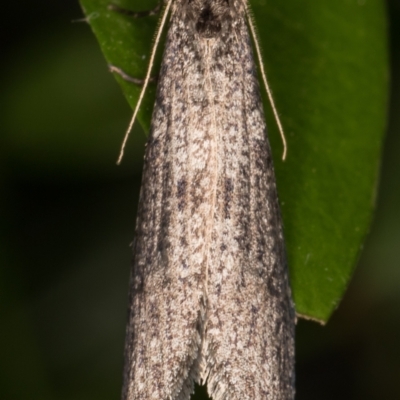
79;0;388;322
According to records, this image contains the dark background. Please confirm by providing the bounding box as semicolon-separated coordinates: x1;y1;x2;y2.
1;1;399;399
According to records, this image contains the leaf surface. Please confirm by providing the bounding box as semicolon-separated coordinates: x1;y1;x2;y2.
79;0;388;322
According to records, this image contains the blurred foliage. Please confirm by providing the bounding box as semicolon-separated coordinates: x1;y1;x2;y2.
1;1;399;400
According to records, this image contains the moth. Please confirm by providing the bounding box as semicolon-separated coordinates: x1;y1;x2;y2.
112;1;296;399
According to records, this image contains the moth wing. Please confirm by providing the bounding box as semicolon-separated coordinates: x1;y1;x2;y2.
121;43;207;400
199;21;296;400
121;12;220;398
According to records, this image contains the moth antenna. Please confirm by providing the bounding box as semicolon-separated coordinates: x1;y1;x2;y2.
245;5;287;161
116;0;173;165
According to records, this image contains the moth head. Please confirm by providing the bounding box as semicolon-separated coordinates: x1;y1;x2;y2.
185;0;233;38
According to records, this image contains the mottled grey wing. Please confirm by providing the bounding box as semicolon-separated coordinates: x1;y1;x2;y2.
122;1;295;400
121;8;214;400
194;9;296;400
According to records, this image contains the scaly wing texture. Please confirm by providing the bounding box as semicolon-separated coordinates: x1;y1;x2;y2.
122;1;295;399
122;3;216;399
193;4;295;400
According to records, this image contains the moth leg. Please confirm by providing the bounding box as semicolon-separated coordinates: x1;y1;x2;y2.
108;3;161;18
109;65;158;85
